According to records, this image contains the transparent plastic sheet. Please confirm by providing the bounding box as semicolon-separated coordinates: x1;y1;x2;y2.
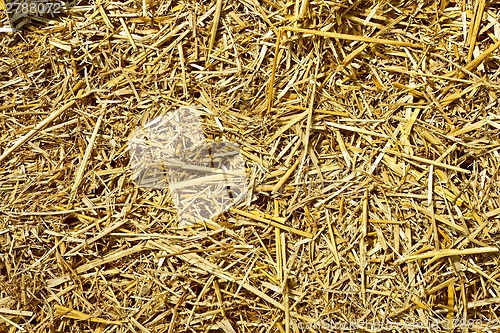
128;107;247;225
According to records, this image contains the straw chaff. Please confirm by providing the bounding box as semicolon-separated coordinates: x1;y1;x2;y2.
1;0;500;332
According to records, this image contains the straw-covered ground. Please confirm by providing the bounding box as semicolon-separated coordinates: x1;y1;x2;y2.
1;0;500;332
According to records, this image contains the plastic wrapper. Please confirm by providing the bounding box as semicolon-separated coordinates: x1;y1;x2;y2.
128;107;247;225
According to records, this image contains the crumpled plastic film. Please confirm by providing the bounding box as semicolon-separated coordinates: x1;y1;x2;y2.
128;107;247;225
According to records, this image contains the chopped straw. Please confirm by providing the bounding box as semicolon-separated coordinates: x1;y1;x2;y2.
1;0;500;332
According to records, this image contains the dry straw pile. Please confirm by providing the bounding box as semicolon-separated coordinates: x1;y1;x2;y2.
1;0;500;332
